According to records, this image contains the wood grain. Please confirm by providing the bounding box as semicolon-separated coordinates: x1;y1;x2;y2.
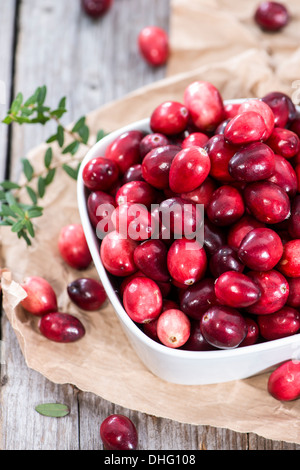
0;0;299;450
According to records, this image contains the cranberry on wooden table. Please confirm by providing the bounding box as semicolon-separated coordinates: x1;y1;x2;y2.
123;276;162;323
138;26;169;66
157;308;191;348
268;360;300;402
39;312;85;343
58;224;92;270
67;278;107;311
100;414;138;450
21;276;57;316
254;2;290;32
81;0;113;18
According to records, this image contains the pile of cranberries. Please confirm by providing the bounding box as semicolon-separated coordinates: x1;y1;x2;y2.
81;80;300;366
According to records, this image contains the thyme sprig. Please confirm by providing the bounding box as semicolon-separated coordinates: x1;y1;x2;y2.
0;86;106;246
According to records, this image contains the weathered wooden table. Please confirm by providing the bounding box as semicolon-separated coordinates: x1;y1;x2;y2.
0;0;299;450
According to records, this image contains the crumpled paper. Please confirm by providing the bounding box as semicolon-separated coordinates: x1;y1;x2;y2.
1;0;300;444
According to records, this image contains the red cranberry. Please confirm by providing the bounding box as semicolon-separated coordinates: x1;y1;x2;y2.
227;215;265;251
67;277;107;311
119;271;145;297
133;239;169;282
150;101;189;136
209;245;244;278
183;81;224;132
205;134;236;183
169;146;211;193
58;224;92;270
243;181;290;224
105;130;144;174
122;164;144;184
238;227;283;271
21;276;57;316
262;91;296;127
258;306;300;341
100;414;138;450
224;111;268;145
116;180;157;208
246;270;289;315
139;133;170;158
143;317;160;342
267;154;297;198
255;2;290;32
111;202;154;241
87;190;116;232
157;308;191;348
223;102;240;119
268;360;300;401
81;0;113;18
278;239;300;278
167;238;207;286
157;197;202;240
181;320;215;351
214;271;261;309
288;195;300;239
215;118;232;135
238;99;275;140
181;132;209;149
203;219;227;255
141;145;180;190
100;230;138;277
82;157;119;191
266;128;300;159
207;185;245;226
239;317;260;347
39;312;85;343
181;177;217;210
200;306;248;349
287;277;300;308
228;142;275;182
179;278;218;320
138;26;169;66
123;276;162;323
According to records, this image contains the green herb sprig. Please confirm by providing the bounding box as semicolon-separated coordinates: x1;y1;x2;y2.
0;86;106;246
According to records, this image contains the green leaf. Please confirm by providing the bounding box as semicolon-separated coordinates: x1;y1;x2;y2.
46;133;58;144
18;229;32;246
0;204;18;218
37;86;47;105
0;181;20;190
5;191;17;206
44;168;56;185
57;125;64;147
58;96;67;109
27;207;43;219
24;89;39;107
10;204;25;218
72;116;85;133
11;219;25;233
62;163;79;180
78;124;89;144
10;92;23;114
62;140;80;156
96;129;106;142
24;218;35;237
26;186;38;205
44;148;53;168
2;115;14;125
35;403;70;418
37;176;46;198
22;158;34;182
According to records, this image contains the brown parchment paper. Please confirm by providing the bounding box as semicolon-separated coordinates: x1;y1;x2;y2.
1;0;300;445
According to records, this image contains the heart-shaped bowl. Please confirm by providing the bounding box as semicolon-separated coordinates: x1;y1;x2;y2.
77;100;300;385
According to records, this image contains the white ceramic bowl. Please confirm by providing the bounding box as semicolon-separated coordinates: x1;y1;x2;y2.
77;101;300;385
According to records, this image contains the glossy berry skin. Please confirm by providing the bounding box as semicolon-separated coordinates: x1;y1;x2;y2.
21;276;57;316
200;306;248;349
255;2;290;32
141;145;180;190
183;81;225;132
82;157;119;191
246;270;289;315
287;277;300;308
105;130;144;174
39;312;85;343
239;317;260;347
205;134;236;183
122;164;144;184
214;271;261;309
100;230;138;277
181;320;215;351
150;101;189;136
267;154;297;198
58;224;92;270
224;111;267;146
268;361;300;402
179;278;219;320
157;309;191;348
139;133;170;158
133;240;169;282
257;307;300;341
167;238;207;287
100;414;138;450
207;185;245;227
228;142;275;182
169;146;211;193
237;227;283;271
138;26;169;66
123;277;162;323
209;245;244;278
67;278;107;311
115;181;157;208
81;0;113;18
111;202;154;241
262;91;296;128
181;177;217;210
157;196;202;240
267;128;300;159
227;215;265;252
181;132;209;149
288;196;300;239
238;99;275;140
203;219;227;255
87;190;116;231
277;239;300;278
243;181;290;224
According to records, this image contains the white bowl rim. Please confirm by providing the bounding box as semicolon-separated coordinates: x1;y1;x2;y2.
77;99;300;362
